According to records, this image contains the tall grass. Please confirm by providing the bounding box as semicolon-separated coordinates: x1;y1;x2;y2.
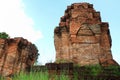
13;71;49;80
0;76;4;80
55;74;70;80
0;65;119;80
0;71;70;80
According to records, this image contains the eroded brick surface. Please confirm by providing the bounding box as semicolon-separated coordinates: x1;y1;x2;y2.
54;3;118;66
0;37;38;76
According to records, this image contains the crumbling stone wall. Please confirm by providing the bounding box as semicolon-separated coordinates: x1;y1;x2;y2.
54;3;118;66
0;37;38;76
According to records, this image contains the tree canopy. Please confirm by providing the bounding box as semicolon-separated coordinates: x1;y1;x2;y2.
0;32;9;39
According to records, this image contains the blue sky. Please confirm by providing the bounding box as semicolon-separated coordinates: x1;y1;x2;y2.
0;0;120;65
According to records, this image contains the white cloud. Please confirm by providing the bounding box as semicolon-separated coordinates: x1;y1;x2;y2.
0;0;43;42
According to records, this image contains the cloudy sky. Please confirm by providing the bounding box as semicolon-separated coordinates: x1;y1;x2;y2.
0;0;120;65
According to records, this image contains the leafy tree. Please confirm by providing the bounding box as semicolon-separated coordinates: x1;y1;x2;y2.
0;32;10;39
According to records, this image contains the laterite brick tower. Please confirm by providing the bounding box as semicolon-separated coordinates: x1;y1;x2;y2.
54;3;118;66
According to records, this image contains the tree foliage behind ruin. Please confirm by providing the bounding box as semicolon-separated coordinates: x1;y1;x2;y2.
0;32;9;39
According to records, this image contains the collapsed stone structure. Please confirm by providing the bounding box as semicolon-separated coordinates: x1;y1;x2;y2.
54;3;118;66
0;37;38;76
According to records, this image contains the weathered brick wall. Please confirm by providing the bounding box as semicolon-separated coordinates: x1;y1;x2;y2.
0;37;38;76
54;3;118;66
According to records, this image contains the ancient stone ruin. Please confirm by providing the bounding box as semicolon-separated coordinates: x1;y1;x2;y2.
54;3;118;66
0;37;38;76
